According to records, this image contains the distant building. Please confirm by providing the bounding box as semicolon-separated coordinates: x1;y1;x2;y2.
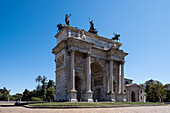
124;78;145;102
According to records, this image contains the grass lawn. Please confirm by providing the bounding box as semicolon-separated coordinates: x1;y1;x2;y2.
28;102;164;107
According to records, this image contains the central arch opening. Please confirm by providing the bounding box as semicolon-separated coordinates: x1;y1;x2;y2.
131;91;135;102
75;76;81;102
91;61;105;101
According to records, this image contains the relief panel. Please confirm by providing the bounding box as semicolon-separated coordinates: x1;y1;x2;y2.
113;61;119;76
75;58;83;68
75;52;85;69
57;55;64;68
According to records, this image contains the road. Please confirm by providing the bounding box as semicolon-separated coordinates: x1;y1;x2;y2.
0;103;170;113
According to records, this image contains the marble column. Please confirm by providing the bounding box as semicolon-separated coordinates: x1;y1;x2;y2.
109;59;115;102
86;54;92;92
84;53;93;102
109;59;114;94
121;62;125;94
119;63;121;94
107;78;110;93
70;50;77;102
70;50;75;91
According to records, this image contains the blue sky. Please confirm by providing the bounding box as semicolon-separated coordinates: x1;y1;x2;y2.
0;0;170;95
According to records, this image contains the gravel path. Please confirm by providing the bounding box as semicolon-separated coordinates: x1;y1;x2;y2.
0;104;170;113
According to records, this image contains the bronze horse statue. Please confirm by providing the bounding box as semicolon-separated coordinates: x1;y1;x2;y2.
112;33;120;41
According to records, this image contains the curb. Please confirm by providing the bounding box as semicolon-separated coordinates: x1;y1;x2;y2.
23;104;167;109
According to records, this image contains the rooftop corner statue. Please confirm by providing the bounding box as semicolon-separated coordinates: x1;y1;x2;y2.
57;14;71;31
57;23;64;31
65;14;71;26
88;18;98;34
112;33;120;41
52;15;145;102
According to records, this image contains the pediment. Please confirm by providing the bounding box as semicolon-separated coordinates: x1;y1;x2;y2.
126;83;144;89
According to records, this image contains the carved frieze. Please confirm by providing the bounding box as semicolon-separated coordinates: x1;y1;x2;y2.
67;37;93;52
109;49;125;61
91;57;106;67
91;48;107;58
75;52;85;69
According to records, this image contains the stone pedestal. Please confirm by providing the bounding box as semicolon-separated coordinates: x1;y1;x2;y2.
115;93;127;102
70;90;77;102
84;91;93;102
122;94;126;102
109;93;116;102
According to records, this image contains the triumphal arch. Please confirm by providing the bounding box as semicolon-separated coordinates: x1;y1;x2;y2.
52;25;128;102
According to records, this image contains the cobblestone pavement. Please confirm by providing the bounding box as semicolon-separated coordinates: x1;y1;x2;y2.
0;104;170;113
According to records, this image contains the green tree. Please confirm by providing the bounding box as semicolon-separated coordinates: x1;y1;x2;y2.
148;81;167;102
0;87;10;101
47;80;55;89
41;76;47;101
9;95;15;101
46;87;56;102
144;79;156;101
165;84;170;102
13;93;22;101
35;75;42;86
30;97;42;101
36;85;42;98
22;89;30;101
28;90;38;100
35;75;43;98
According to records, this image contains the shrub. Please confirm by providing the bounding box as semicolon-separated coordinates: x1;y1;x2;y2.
30;97;42;101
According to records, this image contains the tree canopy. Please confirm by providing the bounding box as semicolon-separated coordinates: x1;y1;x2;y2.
144;79;167;102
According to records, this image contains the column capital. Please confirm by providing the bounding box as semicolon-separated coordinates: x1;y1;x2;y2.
69;49;75;53
109;58;113;61
86;52;92;56
121;61;125;64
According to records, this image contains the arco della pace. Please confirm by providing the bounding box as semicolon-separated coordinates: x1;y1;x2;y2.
53;22;145;102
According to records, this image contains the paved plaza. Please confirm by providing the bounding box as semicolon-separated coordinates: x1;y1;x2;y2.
0;104;170;113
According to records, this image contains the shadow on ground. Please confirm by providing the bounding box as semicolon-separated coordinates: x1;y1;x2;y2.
0;104;16;107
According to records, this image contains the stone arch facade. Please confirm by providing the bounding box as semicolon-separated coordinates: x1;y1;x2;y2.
53;26;128;102
91;61;106;101
75;75;81;101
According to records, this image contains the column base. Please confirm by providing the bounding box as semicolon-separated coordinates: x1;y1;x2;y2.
115;93;126;102
70;90;77;102
84;91;93;102
109;93;116;102
70;99;78;102
122;94;126;102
